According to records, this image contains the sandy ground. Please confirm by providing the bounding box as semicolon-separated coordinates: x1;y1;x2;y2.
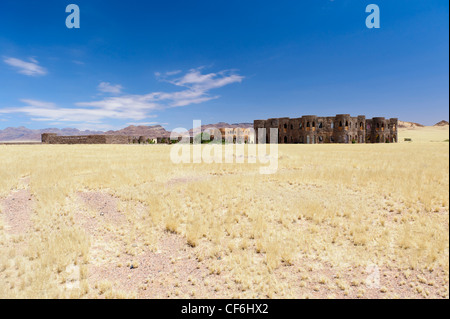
22;182;444;299
0;126;448;299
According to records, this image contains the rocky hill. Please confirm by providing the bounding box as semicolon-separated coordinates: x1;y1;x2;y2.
434;120;449;127
398;121;425;129
188;122;253;135
104;125;171;138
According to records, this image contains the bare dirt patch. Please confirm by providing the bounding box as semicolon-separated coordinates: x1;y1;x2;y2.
0;177;34;235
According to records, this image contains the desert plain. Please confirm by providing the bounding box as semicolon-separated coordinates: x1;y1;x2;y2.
0;125;448;299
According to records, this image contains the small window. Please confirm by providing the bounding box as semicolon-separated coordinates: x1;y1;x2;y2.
312;122;315;127
299;123;303;129
345;121;348;127
307;122;310;127
290;124;293;130
284;124;287;129
331;122;334;129
319;122;323;128
339;121;342;127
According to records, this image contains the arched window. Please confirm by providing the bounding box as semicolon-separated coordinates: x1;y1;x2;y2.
290;124;293;130
360;122;363;129
284;136;287;143
339;121;342;127
284;124;287;129
307;122;310;127
331;122;334;129
312;122;315;127
345;121;348;127
319;122;323;128
299;123;303;129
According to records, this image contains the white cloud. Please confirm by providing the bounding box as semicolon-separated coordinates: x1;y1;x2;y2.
0;68;244;126
155;70;182;78
3;57;47;76
0;99;142;123
98;82;123;94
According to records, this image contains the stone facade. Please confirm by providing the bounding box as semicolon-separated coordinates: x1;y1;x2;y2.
254;115;398;144
41;115;398;145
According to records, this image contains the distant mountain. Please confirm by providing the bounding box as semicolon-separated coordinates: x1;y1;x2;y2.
104;125;171;138
188;122;253;135
434;120;449;127
398;121;425;129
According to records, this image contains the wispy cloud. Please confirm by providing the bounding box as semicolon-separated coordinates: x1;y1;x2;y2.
98;82;123;94
3;57;47;76
0;67;244;126
155;70;182;78
126;121;166;126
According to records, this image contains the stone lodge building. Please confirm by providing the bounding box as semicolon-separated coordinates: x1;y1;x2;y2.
254;114;398;144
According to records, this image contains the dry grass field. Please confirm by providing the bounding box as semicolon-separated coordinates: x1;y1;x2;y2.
0;126;448;299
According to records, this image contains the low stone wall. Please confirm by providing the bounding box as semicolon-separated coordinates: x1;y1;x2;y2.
42;134;108;144
41;133;172;145
105;135;133;144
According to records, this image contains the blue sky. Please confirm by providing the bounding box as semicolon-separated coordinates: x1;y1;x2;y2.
0;0;448;131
